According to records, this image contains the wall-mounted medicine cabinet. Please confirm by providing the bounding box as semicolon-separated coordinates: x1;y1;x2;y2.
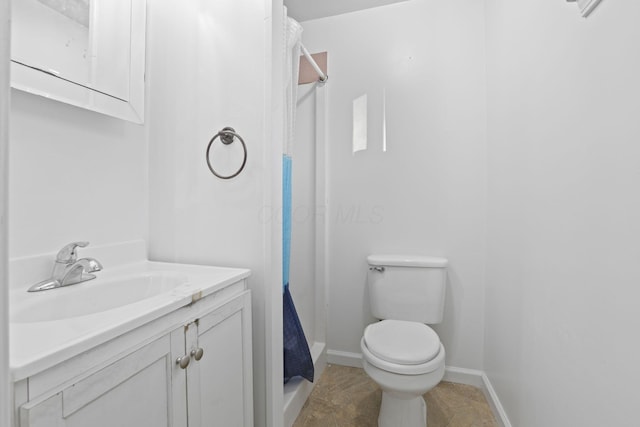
10;0;146;123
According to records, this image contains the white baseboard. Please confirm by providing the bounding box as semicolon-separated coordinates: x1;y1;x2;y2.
481;373;512;427
442;365;484;387
325;350;511;427
440;366;512;427
326;349;362;368
283;341;327;427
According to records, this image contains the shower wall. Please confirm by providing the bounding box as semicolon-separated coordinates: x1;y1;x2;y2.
283;75;328;427
289;83;325;349
300;0;488;371
290;85;316;344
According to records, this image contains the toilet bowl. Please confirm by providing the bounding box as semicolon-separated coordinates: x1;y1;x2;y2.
361;320;445;427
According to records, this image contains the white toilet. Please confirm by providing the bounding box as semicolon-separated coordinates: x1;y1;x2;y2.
361;254;448;427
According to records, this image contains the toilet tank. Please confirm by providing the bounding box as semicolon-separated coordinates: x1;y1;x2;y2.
367;255;448;324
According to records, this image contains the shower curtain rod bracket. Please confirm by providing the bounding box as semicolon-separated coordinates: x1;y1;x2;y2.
300;44;328;83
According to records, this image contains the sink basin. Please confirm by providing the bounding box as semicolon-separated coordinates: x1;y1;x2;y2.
8;240;252;382
11;271;189;323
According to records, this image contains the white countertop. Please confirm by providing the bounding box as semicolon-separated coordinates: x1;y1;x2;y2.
10;259;250;381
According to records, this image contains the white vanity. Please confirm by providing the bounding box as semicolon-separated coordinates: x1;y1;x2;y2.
9;241;253;427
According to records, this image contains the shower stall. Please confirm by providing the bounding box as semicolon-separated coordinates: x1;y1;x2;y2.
282;59;329;426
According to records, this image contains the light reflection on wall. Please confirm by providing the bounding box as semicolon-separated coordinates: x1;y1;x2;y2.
382;88;387;152
352;93;367;153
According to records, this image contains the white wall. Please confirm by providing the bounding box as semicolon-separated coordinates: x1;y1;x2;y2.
9;0;148;259
301;0;487;370
146;0;277;425
9;90;147;258
1;1;11;424
286;0;408;21
485;1;640;425
7;1;281;425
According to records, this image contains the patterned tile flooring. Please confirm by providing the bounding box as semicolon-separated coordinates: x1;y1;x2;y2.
293;365;499;427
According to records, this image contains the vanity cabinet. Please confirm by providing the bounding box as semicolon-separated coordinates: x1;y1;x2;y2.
15;288;252;427
20;332;183;427
183;292;253;427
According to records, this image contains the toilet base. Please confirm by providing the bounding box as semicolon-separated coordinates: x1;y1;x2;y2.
360;337;445;427
378;392;427;427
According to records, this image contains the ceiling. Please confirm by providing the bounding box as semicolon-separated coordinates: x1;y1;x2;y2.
284;0;409;22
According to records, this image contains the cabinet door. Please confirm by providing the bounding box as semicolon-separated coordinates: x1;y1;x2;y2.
20;330;187;427
185;291;253;427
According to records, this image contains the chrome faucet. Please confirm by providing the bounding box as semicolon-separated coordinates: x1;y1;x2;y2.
28;242;103;292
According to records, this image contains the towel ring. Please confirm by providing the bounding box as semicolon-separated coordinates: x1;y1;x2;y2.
206;127;247;180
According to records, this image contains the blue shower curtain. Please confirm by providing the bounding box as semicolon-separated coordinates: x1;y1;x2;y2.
283;154;314;384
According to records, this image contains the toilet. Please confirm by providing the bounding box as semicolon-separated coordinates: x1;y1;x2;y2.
361;254;448;427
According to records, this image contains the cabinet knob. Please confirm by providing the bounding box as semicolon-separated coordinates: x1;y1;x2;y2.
191;347;204;361
176;354;191;369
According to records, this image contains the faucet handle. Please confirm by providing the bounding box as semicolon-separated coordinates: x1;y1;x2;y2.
56;241;89;263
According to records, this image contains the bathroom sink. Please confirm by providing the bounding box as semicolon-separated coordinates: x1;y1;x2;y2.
8;241;252;381
10;271;189;323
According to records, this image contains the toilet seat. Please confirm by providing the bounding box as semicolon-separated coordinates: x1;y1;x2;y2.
364;320;440;365
361;320;444;375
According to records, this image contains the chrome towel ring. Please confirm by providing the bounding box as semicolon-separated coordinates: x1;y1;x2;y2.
206;127;248;180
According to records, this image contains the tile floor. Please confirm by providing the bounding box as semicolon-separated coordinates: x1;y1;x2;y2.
293;365;498;427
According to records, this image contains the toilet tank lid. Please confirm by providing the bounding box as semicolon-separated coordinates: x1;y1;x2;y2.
367;255;448;268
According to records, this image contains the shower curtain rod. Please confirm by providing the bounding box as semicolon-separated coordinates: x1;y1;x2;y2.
300;43;328;83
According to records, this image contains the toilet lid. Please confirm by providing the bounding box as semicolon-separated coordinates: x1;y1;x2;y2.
364;320;440;365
